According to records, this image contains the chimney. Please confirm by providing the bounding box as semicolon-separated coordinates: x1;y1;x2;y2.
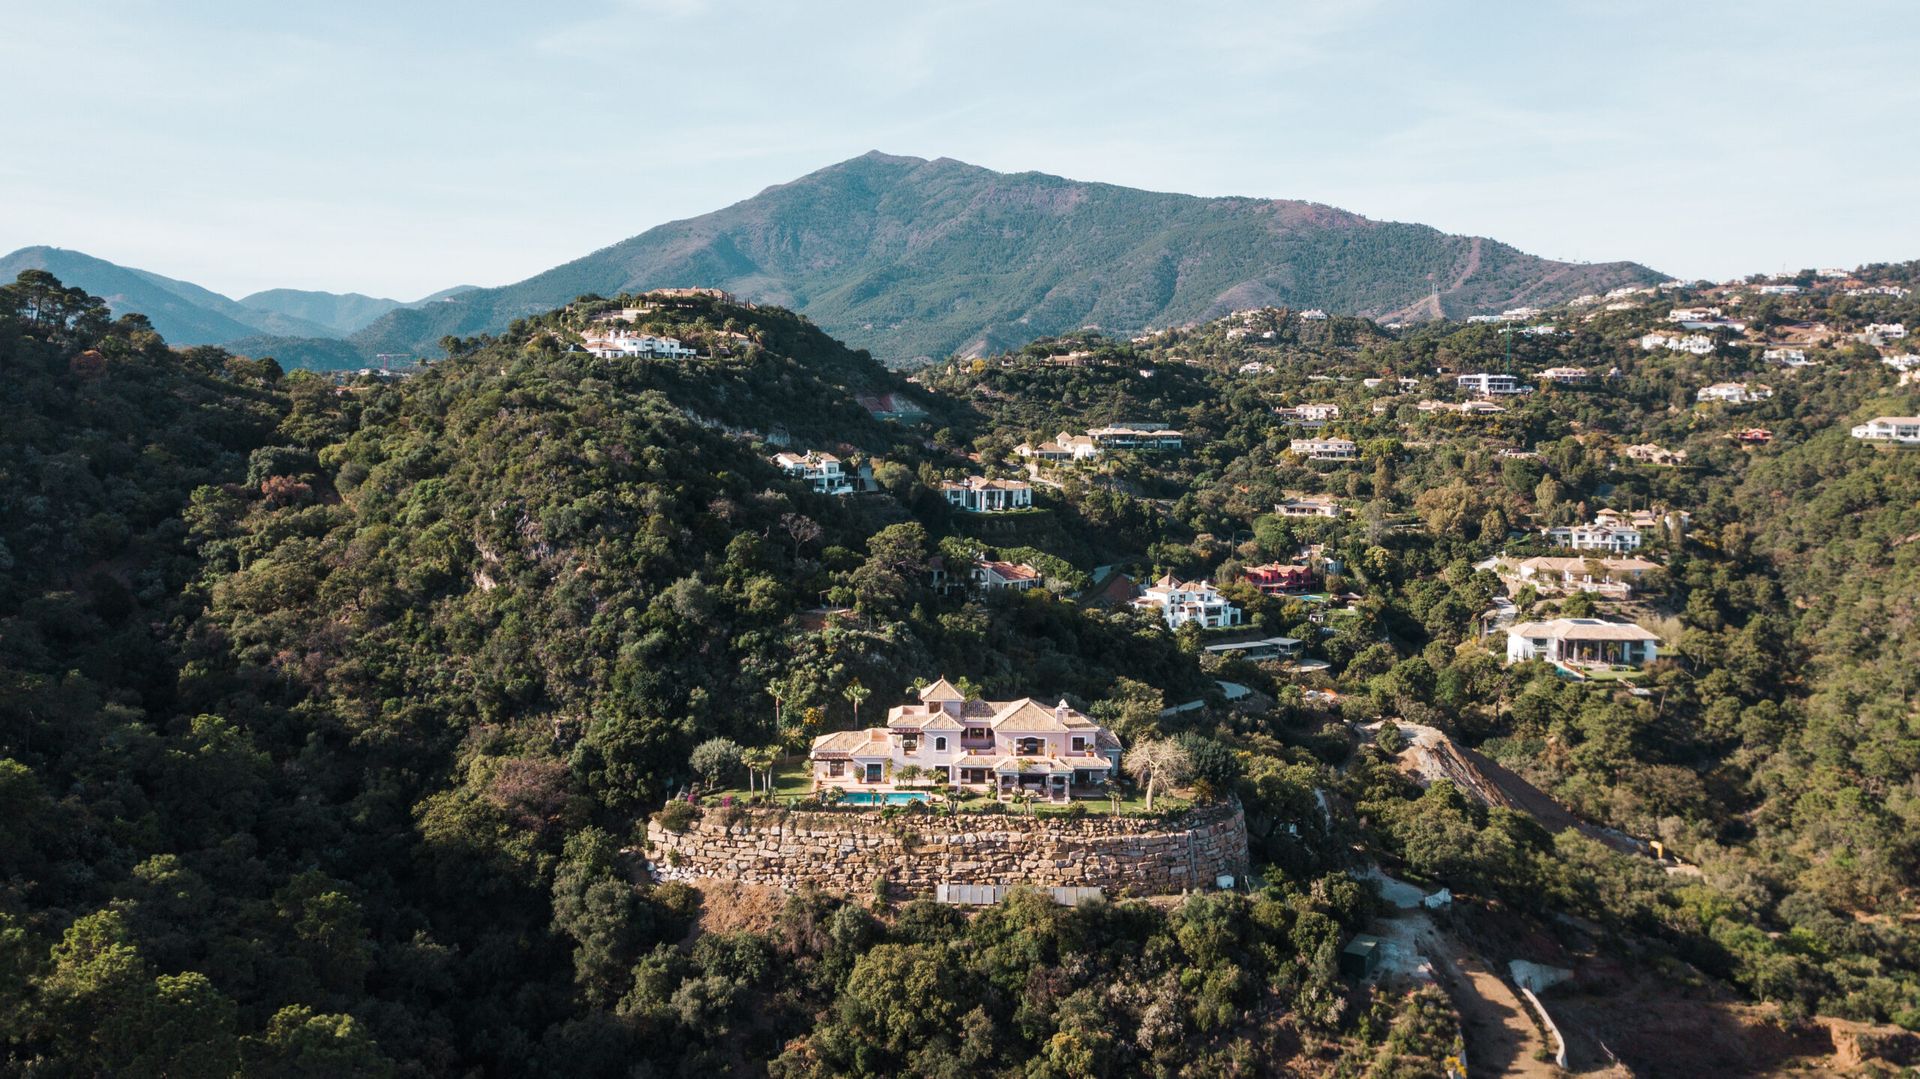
1056;699;1069;723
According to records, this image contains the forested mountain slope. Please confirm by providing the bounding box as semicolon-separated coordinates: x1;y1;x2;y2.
349;152;1662;366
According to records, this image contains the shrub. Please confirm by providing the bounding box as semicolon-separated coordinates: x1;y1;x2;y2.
689;737;745;787
655;800;698;833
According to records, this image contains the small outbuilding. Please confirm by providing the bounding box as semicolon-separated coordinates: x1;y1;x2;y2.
1340;935;1383;979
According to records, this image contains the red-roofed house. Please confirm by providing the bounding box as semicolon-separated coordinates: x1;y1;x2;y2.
1243;562;1312;595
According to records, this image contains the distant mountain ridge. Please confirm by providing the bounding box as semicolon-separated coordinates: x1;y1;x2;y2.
0;246;338;343
5;154;1662;367
350;152;1662;365
0;246;473;368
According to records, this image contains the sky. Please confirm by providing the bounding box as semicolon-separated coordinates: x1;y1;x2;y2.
4;0;1917;299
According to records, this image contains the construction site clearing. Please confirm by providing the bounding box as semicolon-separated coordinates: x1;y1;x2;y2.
1345;720;1920;1076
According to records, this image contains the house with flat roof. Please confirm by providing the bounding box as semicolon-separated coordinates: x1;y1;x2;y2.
1542;520;1644;553
1133;574;1243;630
1456;373;1527;396
1851;416;1920;444
1088;422;1184;450
771;451;854;495
1204;636;1304;661
1506;618;1660;669
808;679;1121;800
942;477;1034;512
1289;437;1358;461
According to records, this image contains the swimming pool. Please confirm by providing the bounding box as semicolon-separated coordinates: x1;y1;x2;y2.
841;791;932;806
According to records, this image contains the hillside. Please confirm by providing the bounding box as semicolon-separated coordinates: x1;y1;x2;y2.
350;152;1663;366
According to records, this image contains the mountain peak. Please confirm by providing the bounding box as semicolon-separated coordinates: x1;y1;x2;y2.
349;156;1660;366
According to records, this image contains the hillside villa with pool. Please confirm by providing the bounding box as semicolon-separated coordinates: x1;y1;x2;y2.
808;678;1122;802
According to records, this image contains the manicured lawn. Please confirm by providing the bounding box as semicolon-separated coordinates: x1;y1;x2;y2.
704;757;1198;819
1026;791;1192;817
709;757;813;802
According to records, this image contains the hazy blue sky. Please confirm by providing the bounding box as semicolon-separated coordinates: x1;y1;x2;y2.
4;0;1916;298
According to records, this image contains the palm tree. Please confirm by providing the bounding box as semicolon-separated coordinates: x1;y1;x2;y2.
896;764;923;790
843;681;871;727
743;746;778;798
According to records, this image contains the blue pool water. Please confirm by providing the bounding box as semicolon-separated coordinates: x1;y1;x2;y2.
842;791;932;806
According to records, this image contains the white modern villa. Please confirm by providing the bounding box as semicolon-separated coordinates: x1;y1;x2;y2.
1456;372;1528;396
581;332;697;359
1506;618;1660;669
771;451;854;495
1133;574;1243;630
808;679;1122;801
1542;519;1644;553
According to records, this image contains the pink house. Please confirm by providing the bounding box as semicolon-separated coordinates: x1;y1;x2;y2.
808;678;1122;801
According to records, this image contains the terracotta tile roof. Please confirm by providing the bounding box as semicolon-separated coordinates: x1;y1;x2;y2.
917;677;965;702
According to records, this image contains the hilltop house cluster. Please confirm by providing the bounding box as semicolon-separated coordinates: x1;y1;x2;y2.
808;679;1123;802
579;327;697;359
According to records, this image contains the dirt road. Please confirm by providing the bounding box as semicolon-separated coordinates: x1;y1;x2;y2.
1421;929;1562;1079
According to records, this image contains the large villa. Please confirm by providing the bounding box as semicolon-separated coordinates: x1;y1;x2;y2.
809;679;1122;802
1506;618;1660;670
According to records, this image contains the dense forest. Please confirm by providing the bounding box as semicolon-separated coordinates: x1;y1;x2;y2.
3;265;1919;1075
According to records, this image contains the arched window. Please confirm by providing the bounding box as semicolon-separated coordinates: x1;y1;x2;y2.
934;737;947;751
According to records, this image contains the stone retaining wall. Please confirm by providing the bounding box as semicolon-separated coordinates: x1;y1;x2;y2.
643;801;1249;897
